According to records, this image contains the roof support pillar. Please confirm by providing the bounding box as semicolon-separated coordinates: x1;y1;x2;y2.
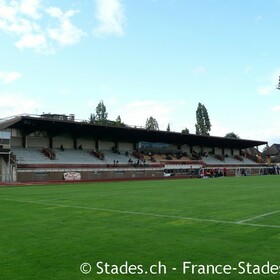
133;143;137;150
114;141;119;152
22;135;27;148
49;137;53;149
73;137;77;150
95;140;99;150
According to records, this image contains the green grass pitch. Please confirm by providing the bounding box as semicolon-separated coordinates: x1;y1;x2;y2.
0;176;280;280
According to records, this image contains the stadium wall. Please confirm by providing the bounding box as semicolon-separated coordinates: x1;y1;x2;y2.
16;167;164;182
77;138;96;150
11;137;22;147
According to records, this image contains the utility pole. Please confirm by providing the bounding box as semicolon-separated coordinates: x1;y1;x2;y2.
277;76;280;90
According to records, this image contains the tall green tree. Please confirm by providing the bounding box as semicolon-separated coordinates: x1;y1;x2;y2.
89;100;108;125
225;132;239;139
115;115;122;126
166;123;170;132
182;127;190;134
195;102;211;135
145;116;159;130
89;113;95;124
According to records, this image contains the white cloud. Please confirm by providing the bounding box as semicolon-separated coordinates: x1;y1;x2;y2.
0;1;85;53
0;0;41;22
121;100;172;128
86;97;189;131
6;18;39;35
210;120;229;137
15;33;49;52
94;0;125;36
0;93;40;116
0;2;17;22
258;85;274;96
247;125;280;146
47;8;85;46
0;71;22;84
19;0;41;19
45;6;63;18
0;0;126;53
271;105;280;112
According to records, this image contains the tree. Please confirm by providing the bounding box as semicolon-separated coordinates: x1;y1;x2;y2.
195;102;211;135
89;113;95;124
262;144;269;153
115;115;122;126
89;100;108;125
182;127;190;134
166;123;170;132
145;116;159;130
225;132;240;139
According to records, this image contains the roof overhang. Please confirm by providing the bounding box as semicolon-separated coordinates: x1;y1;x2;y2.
0;115;267;149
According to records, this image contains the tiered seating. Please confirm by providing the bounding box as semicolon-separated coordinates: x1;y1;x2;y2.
12;147;103;165
202;154;223;165
12;147;143;166
223;156;243;165
139;150;192;163
224;157;243;165
151;154;167;162
202;154;259;166
142;154;154;163
12;147;51;164
101;150;139;164
12;147;260;167
53;149;101;164
241;156;258;165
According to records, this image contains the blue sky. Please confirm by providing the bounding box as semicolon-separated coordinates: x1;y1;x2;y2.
0;0;280;145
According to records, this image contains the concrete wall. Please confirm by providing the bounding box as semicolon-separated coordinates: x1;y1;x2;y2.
16;169;164;182
215;147;223;154
203;147;213;153
224;148;232;155
77;138;96;150
181;144;190;153
118;142;134;151
28;136;49;148
11;137;22;147
99;141;115;150
53;135;73;149
233;149;240;155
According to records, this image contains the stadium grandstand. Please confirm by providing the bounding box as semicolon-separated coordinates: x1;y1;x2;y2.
0;113;271;183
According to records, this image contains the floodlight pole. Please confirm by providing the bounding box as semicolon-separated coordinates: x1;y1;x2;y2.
277;76;280;90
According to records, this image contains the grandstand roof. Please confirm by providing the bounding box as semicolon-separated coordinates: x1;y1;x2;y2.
0;114;267;149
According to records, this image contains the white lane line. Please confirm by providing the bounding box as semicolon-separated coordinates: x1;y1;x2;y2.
1;197;280;229
237;210;280;224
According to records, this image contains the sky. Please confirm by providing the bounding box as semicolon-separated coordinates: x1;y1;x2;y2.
0;0;280;146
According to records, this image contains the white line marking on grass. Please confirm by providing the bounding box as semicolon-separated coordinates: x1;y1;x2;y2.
1;198;280;229
237;210;280;224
